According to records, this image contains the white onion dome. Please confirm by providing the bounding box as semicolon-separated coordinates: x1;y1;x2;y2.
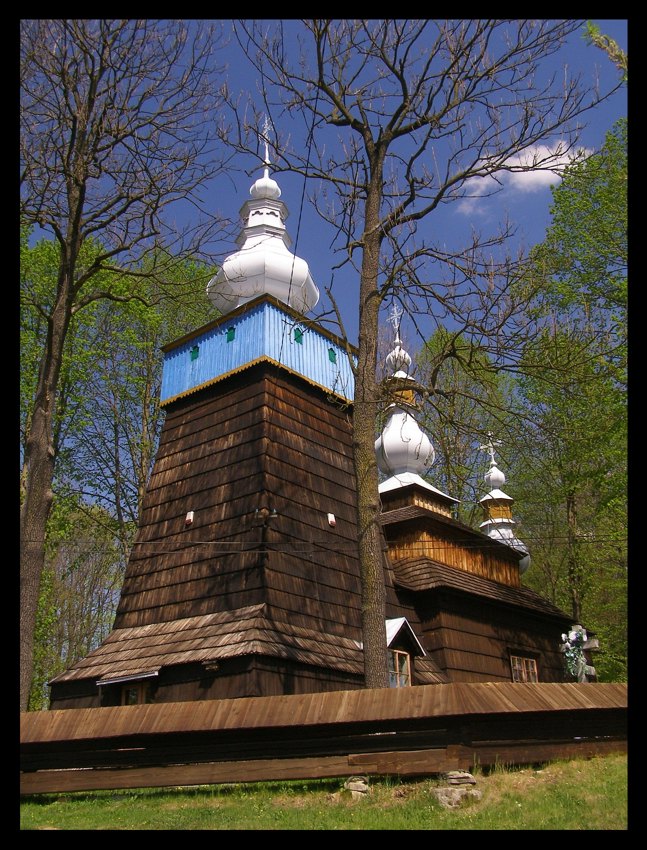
386;336;412;376
207;165;319;315
484;462;506;490
376;409;435;478
375;327;435;481
250;167;282;200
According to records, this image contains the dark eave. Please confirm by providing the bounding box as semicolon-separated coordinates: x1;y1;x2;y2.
49;604;366;684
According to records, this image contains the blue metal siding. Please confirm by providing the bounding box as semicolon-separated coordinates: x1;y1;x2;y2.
160;300;355;405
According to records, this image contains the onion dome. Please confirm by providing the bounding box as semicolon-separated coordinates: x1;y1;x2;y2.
478;434;530;573
250;168;282;201
207;158;319;315
386;336;412;376
375;407;435;482
375;308;455;505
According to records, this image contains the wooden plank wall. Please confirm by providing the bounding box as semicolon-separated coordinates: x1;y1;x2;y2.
385;524;520;587
113;365;409;639
113;366;369;633
420;598;570;683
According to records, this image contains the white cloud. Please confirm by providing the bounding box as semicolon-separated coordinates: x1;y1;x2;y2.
503;144;591;193
455;143;591;214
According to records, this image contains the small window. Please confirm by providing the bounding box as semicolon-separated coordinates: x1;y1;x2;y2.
190;345;199;361
388;649;411;688
328;347;337;364
121;682;151;705
226;327;235;342
294;327;304;344
510;655;538;683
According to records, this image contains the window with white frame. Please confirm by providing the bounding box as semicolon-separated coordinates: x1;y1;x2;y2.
388;649;411;688
510;654;538;683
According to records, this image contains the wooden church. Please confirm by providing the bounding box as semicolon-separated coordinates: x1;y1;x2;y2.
48;157;583;711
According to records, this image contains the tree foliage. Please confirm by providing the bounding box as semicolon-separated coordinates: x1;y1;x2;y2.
19;19;226;709
29;499;125;710
22;236;216;705
415;328;515;524
511;120;627;681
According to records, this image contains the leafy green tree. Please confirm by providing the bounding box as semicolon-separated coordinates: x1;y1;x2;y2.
511;119;627;680
20;19;226;709
28;499;126;710
22;241;216;704
527;119;627;377
512;328;626;680
66;257;215;554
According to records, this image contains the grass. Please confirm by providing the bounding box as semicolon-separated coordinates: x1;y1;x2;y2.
20;753;628;831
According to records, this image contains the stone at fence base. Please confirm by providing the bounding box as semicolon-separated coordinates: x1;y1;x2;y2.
441;770;477;785
343;776;370;799
433;786;483;809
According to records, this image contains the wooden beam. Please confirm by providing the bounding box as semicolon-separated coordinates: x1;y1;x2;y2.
20;754;354;794
468;738;627;767
22;683;629;745
20;738;626;796
348;745;472;774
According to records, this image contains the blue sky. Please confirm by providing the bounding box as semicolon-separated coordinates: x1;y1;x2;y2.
205;20;627;347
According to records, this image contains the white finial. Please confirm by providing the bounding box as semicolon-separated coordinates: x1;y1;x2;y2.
261;115;272;167
480;432;505;489
385;303;410;376
388;302;403;343
479;432;502;467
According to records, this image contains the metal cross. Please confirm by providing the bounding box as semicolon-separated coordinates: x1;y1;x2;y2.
479;431;502;466
388;302;403;339
261;115;272;166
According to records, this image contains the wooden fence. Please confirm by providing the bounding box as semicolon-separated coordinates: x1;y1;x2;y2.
20;682;627;795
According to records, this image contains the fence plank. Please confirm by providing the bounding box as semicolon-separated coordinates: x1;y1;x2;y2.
21;754;357;795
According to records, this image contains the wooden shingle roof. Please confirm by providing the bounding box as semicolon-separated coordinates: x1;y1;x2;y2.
393;557;570;620
49;601;449;686
50;604;367;684
414;657;451;684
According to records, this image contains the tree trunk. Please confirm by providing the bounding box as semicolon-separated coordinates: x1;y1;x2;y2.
353;164;388;689
20;279;72;710
566;490;583;624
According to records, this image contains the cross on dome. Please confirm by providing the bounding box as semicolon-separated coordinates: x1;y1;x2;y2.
479;432;506;490
479;432;502;467
388;302;403;341
385;303;411;376
260;115;272;166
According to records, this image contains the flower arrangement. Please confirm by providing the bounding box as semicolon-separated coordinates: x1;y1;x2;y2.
560;627;588;681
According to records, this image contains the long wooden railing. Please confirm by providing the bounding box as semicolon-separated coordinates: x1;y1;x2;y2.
20;682;627;795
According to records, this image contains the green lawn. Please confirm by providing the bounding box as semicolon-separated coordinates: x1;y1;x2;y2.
20;753;628;831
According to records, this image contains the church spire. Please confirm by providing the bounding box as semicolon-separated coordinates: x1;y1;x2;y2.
478;433;530;573
375;307;434;487
374;310;458;510
206;118;319;315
